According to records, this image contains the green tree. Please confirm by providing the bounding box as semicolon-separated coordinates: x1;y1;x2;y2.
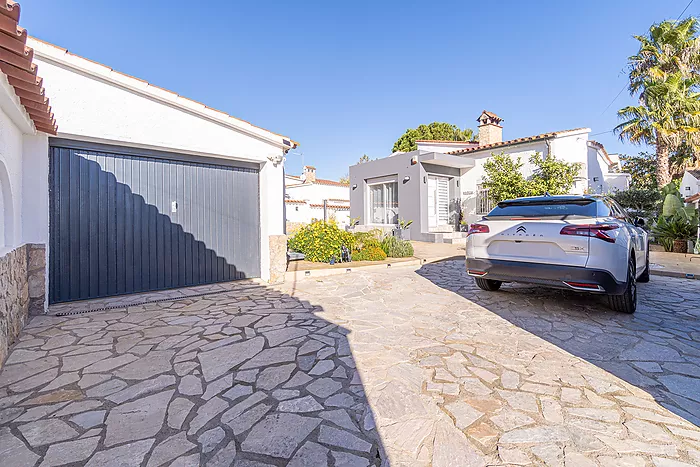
392;122;476;153
481;152;581;202
339;174;350;184
358;154;370;164
619;18;700;188
620;152;658;189
528;153;582;195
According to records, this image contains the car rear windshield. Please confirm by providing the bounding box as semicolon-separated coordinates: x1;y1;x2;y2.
486;199;598;218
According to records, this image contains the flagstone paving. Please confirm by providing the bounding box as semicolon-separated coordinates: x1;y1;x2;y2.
0;260;699;466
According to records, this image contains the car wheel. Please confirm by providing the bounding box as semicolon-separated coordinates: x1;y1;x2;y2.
475;277;502;291
637;246;650;283
608;257;637;314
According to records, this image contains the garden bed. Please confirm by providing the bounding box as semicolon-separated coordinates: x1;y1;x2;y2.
287;256;416;272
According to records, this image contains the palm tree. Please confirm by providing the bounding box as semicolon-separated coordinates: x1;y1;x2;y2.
619;18;700;186
629;18;700;94
616;74;700;187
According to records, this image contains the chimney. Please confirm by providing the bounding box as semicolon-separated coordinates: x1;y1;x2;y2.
477;110;503;146
302;165;316;183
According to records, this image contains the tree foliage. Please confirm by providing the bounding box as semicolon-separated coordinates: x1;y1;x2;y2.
612;188;661;219
358;154;370;164
481;152;582;203
617;18;700;188
620;152;658;189
392;122;476;153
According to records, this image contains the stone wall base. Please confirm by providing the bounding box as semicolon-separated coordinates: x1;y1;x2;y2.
268;234;288;285
0;243;46;368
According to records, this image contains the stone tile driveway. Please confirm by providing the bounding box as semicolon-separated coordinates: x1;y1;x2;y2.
0;260;699;466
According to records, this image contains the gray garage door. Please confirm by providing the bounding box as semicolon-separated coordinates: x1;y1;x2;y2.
49;144;260;304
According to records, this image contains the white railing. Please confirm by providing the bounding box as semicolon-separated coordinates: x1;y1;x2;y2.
476;186;494;215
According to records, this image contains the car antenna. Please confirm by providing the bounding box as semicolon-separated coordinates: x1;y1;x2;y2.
544;191;552;197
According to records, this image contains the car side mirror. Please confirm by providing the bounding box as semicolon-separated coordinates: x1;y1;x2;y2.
634;218;645;227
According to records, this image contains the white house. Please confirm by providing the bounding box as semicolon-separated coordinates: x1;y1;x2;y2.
0;2;295;365
349;111;630;242
681;169;700;198
285;165;350;230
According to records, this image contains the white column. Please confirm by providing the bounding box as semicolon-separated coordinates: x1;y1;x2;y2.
258;155;285;282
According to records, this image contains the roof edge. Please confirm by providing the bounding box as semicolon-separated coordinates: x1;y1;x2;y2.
28;36;297;149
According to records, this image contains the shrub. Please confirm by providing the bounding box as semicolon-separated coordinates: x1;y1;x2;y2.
380;235;414;258
351;246;387;261
352;229;383;251
652;213;697;251
288;221;355;262
612;188;660;220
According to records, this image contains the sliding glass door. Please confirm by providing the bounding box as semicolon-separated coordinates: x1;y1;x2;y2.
369;181;398;224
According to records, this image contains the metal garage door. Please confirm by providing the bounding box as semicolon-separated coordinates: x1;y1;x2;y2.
49;144;260;304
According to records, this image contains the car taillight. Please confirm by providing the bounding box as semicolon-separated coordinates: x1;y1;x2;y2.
560;224;619;243
467;223;490;237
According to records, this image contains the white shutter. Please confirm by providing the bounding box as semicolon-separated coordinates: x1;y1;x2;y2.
437;178;449;224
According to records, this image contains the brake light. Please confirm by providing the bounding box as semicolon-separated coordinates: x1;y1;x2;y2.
560;224;619;243
467;223;490;236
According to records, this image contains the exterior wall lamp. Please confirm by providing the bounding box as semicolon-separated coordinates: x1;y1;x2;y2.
352;184;357;190
403;176;410;184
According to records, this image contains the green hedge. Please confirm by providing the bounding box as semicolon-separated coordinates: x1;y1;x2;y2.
288;221;355;262
351;246;387;261
380;235;414;258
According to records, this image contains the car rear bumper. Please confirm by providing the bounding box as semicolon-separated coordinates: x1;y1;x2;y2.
466;257;626;294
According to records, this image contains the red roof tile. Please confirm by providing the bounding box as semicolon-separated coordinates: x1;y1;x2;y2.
447;128;588;155
313;178;349;187
309;203;350;210
686;193;700;203
284;199;306;204
0;1;56;134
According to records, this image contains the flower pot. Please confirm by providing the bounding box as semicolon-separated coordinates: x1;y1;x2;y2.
673;239;688;254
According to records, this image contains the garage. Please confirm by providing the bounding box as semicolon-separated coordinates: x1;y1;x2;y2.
49;142;261;303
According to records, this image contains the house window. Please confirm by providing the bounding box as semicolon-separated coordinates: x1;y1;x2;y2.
369;181;398;224
476;185;494;215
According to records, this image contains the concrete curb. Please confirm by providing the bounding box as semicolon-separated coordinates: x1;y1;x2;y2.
285;258;423;282
650;269;698;280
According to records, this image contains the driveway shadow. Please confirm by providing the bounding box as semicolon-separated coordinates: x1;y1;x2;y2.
416;259;700;427
0;280;385;466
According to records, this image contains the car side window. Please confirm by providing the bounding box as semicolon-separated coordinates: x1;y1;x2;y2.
597;200;612;218
610;199;632;223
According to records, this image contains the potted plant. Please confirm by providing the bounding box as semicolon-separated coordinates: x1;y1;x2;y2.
652;213;696;253
393;218;413;240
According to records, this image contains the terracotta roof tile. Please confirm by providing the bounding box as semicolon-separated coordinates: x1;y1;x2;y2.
686;193;700;203
309;203;350;210
588;140;613;166
284;199;306;204
447;128;588;155
686;169;700;179
415;140;479;144
0;1;56;134
313;178;349;187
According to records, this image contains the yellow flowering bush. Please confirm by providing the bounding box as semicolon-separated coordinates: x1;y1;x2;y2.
288;221;355;262
351;246;387;261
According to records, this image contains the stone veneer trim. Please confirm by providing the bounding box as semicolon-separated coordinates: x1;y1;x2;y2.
0;243;46;368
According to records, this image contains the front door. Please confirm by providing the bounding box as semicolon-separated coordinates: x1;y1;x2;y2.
427;175;449;228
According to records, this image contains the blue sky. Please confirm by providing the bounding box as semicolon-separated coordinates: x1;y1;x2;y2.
23;1;697;180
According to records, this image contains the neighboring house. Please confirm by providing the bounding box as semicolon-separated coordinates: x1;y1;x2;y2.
285;165;350;230
681;169;700;198
349;110;630;242
0;0;296;367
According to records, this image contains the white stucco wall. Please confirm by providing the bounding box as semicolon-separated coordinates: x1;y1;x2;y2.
29;38;291;282
0;73;50;255
285;182;350;226
681;172;700;198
